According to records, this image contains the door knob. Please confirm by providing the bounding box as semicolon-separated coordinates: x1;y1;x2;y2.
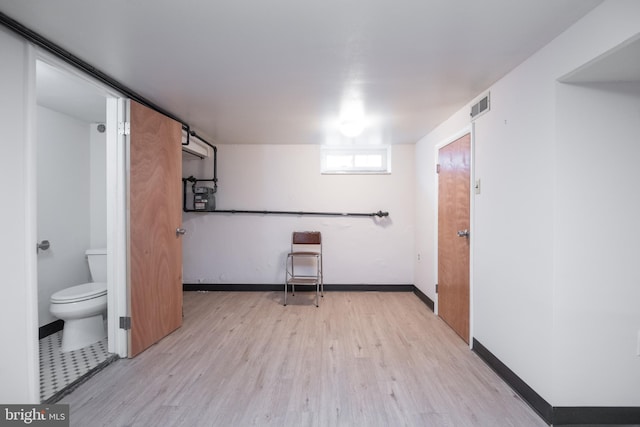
176;228;187;236
457;229;470;238
37;240;50;253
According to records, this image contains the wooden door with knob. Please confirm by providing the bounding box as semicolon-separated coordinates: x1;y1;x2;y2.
437;133;471;343
127;100;183;357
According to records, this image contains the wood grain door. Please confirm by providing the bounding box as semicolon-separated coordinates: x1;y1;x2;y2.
127;100;183;357
437;133;471;343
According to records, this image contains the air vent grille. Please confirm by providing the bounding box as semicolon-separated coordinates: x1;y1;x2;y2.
470;92;490;121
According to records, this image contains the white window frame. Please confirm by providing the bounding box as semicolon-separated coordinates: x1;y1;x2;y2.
320;145;391;174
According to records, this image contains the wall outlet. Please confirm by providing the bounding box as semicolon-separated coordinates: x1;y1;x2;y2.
417;253;421;261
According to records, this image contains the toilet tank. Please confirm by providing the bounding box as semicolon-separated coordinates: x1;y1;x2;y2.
86;248;107;282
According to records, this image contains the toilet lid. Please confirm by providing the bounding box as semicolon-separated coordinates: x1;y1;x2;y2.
51;282;107;303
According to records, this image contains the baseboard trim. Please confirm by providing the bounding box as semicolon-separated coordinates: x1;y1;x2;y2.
184;283;281;292
473;339;640;425
182;285;638;424
412;286;434;311
184;283;435;312
183;283;415;292
39;319;64;340
552;406;640;426
472;338;553;424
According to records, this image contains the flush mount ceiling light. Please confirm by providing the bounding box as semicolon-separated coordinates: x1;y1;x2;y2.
339;118;365;138
338;99;366;138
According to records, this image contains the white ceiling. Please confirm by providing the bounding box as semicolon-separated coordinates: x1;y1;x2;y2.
1;0;604;145
36;60;107;123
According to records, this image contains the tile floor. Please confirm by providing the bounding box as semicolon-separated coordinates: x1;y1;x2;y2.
39;331;115;403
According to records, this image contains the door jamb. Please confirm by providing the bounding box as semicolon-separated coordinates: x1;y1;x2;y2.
433;125;475;348
107;98;129;358
25;43;40;403
32;49;129;358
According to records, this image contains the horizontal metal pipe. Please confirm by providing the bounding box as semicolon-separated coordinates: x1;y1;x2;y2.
0;12;186;126
182;180;386;217
1;11;215;149
3;13;389;221
1;12;222;196
186;208;389;218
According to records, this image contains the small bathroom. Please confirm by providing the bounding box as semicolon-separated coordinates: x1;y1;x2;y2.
36;60;115;402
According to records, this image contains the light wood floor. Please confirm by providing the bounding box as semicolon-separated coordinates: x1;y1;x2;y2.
61;291;546;426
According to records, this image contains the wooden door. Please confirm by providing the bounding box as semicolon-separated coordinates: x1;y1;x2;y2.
437;133;471;343
128;100;183;357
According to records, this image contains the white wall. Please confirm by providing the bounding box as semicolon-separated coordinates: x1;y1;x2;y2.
414;119;470;301
90;123;107;249
182;144;415;285
36;106;92;326
554;82;640;406
415;0;640;407
0;27;39;403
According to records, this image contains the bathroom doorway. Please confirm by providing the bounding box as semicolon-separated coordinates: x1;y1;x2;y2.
35;58;121;402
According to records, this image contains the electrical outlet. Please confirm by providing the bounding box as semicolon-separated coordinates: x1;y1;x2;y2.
417;253;421;261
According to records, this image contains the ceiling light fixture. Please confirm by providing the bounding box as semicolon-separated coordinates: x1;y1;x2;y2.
338;99;366;138
339;118;365;138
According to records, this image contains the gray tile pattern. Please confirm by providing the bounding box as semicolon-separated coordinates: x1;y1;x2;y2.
39;331;111;402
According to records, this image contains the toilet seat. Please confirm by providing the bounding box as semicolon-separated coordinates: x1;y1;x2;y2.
51;282;107;304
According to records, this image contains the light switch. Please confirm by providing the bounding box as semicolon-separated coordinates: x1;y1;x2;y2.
475;179;481;195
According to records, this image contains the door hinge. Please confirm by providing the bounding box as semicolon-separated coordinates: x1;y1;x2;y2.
119;316;131;330
435;284;438;293
436;164;440;174
118;121;130;135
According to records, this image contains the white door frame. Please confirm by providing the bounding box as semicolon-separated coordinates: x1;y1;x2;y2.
433;124;475;348
106;98;129;357
30;49;130;371
24;43;40;403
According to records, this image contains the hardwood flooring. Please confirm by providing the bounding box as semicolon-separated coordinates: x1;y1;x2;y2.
61;291;546;426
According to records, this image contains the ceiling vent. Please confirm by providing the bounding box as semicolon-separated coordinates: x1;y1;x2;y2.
470;92;490;121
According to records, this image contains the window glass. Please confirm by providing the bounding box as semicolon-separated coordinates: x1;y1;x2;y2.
321;146;391;174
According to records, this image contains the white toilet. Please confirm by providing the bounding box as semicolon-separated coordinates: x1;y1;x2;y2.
50;249;107;352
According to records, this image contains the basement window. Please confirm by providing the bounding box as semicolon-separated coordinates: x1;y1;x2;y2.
321;146;391;174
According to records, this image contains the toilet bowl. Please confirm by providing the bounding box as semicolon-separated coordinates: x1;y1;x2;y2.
50;249;107;352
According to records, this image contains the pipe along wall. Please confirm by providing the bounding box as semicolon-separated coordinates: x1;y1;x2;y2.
0;11;388;219
182;140;389;218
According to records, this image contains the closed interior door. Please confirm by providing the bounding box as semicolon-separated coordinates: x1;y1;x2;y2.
437;133;471;343
128;100;183;357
